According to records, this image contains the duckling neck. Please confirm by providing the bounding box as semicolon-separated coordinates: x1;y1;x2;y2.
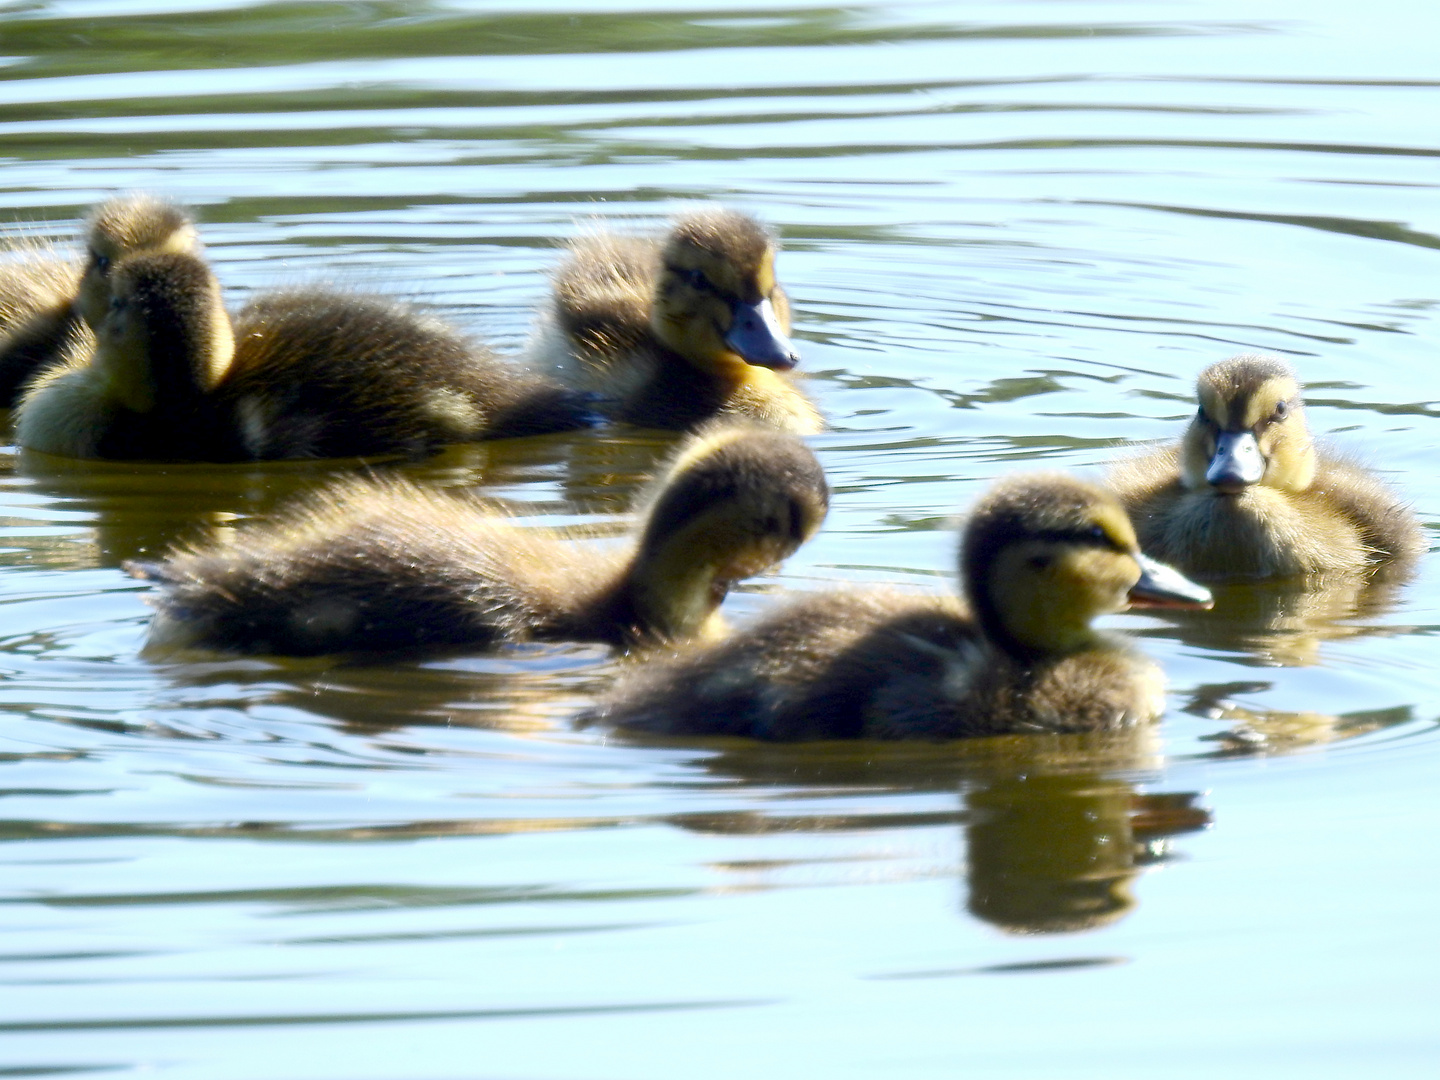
97;317;235;415
619;545;729;644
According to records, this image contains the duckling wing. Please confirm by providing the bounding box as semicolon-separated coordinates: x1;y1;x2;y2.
1312;451;1427;569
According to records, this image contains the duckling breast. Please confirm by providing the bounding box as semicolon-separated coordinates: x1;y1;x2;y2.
1143;483;1371;580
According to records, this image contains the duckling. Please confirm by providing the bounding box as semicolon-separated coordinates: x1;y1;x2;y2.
0;195;197;405
1107;354;1424;581
16;249;593;461
127;424;829;656
525;208;822;434
16;250;239;460
587;473;1211;741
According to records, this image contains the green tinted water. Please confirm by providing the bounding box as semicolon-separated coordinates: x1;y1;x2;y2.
1;1;1438;1076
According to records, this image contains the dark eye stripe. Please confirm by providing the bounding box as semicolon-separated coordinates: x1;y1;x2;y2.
1028;527;1127;553
664;263;712;293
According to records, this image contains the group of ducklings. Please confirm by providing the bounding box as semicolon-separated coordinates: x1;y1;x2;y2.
0;195;1424;742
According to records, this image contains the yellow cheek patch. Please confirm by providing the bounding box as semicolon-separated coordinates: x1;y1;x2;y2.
1060;547;1138;610
754;251;777;297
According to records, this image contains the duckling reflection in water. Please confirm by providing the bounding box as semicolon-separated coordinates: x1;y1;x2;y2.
966;772;1209;934
1108;354;1424;582
524;208;822;434
128;425;829;656
1139;572;1413;669
655;730;1207;936
589;473;1211;740
0;194;198;404
17;249;592;461
1184;680;1415;755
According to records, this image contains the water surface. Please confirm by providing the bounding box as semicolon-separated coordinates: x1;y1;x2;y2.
1;1;1438;1076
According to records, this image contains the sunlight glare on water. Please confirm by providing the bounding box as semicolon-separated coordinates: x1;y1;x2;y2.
0;0;1438;1076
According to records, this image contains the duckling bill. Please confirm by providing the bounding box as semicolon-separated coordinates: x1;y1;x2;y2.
127;425;829;656
588;473;1209;741
525;208;822;434
1108;354;1424;581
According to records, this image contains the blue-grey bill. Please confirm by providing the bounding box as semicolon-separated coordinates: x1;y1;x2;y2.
1206;430;1265;490
723;297;799;370
1129;553;1213;610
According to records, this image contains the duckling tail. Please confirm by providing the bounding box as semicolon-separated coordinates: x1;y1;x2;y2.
485;383;603;438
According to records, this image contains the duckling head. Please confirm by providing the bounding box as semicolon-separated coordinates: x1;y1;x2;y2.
627;425;829;641
1180;354;1316;496
651;209;800;376
94;250;234;412
76;195;199;331
963;474;1211;660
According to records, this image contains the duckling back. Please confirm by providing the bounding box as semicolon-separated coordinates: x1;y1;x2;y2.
591;586;1165;741
226;289;593;459
132;475;625;656
544;231;656;392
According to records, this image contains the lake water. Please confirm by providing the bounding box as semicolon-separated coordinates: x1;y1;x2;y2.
1;1;1438;1076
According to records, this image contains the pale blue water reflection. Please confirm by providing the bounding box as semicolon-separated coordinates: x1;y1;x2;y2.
0;0;1438;1076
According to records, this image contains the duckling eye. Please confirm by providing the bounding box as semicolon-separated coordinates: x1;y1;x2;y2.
91;252;111;275
1273;400;1289;420
680;267;710;292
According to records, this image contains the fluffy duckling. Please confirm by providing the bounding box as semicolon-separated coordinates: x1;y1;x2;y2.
587;473;1211;741
16;250;238;460
16;249;592;461
0;195;197;404
525;208;822;434
128;425;830;656
1107;354;1424;581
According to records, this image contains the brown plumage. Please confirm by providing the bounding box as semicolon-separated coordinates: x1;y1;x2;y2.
589;473;1210;741
225;288;592;459
0;194;197;404
525;208;822;433
128;424;829;656
15;249;593;461
1107;354;1425;581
